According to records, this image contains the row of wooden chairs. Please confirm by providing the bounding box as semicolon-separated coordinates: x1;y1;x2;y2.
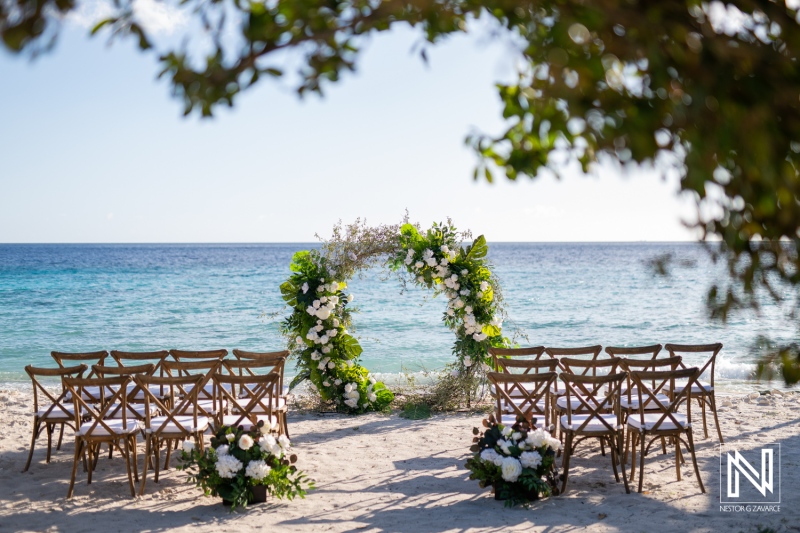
487;343;723;495
24;349;289;498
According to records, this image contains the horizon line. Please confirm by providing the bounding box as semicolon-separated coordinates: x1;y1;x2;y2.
0;240;709;245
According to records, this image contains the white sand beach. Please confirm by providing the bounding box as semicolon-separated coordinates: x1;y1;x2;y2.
0;389;797;533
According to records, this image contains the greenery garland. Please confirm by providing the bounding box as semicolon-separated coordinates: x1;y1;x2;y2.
280;218;508;413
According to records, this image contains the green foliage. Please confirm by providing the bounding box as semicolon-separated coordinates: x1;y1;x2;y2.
399;401;432;420
177;424;313;512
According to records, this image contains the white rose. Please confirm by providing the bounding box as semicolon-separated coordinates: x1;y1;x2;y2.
313;299;321;309
301;282;309;294
258;435;277;453
238;434;254;450
311;351;321;361
417;276;424;282
526;429;549;448
334;379;342;385
501;426;513;437
344;398;358;408
327;361;335;369
480;281;489;291
520;451;542;469
331;281;340;290
464;356;472;367
344;383;354;393
480;448;499;464
441;245;449;253
501;457;523;482
447;309;454;316
181;440;195;453
369;376;377;384
333;318;340;327
368;393;377;402
316;308;332;320
296;336;304;345
465;305;473;314
320;335;329;344
320;296;328;303
415;261;424;269
278;435;291;450
323;381;330;387
347;294;354;302
322;346;331;353
547;437;562;451
226;433;235;442
404;257;413;265
461;269;468;275
455;299;464;309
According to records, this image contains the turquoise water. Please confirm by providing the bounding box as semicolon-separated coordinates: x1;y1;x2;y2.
0;243;793;390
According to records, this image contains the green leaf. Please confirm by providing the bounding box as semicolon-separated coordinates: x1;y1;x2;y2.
288;370;310;391
465;235;488;261
90;18;115;35
280;280;298;306
340;334;363;359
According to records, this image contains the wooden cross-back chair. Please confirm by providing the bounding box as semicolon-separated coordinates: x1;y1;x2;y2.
544;345;604;396
169;349;227;363
110;350;168;376
63;375;141;499
161;359;226;425
226;357;288;437
232;349;289;394
23;364;87;472
665;343;724;443
488;346;546;370
51;351;108;378
133;373;208;495
91;364;158;418
624;366;706;494
212;371;282;434
559;372;630;495
487;371;556;431
604;344;663;360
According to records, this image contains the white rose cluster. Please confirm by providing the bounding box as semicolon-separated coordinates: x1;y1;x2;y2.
245;459;271;480
215;454;243;479
501;456;523;482
258;434;291;456
343;382;361;409
479;425;560;479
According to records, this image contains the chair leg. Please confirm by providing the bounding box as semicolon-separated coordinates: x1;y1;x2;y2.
629;432;637;480
281;413;290;438
24;418;40;472
600;438;606;457
710;393;724;443
623;426;631;466
638;432;646;493
700;396;709;438
675;436;682;481
87;443;95;485
618;432;630;494
67;440;84;499
45;424;53;463
560;433;573;494
131;435;139;483
660;437;667;455
57;423;65;451
122;438;136;497
154;439;162;484
164;439;173;470
139;438;151;496
609;437;620;482
686;430;706;493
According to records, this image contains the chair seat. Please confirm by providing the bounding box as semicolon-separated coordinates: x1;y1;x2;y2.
627;412;689;431
36;404;79;419
500;398;547;414
184;383;233;398
560;414;621;433
221;414;278;430
555;395;613;411
104;402;159;419
232;397;287;413
620;394;671;410
674;379;713;394
175;399;228;415
78;418;142;436
239;385;289;398
145;415;210;435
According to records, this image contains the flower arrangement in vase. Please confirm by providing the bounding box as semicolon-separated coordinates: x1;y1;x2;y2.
178;422;314;511
465;414;561;507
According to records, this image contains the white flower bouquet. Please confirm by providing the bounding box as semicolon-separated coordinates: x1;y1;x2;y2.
177;422;314;511
465;415;560;506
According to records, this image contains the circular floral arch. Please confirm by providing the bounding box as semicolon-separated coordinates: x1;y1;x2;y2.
280;218;507;412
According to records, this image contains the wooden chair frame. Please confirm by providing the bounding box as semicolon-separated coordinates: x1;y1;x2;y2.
23;364;88;471
51;351;108;377
559;372;630;494
64;375;140;498
665;343;724;443
161;359;225;424
224;358;289;435
213;372;282;434
624;367;706;494
488;346;546;370
134;373;207;495
91;363;157;419
487;371;556;431
604;344;662;359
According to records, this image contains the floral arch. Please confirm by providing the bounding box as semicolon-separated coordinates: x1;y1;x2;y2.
279;219;508;412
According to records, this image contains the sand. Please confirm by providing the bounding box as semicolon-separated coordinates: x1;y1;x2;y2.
0;388;798;533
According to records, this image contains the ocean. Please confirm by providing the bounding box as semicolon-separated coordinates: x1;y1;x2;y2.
0;243;793;391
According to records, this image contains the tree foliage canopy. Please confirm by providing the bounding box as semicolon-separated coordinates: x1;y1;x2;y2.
3;0;800;382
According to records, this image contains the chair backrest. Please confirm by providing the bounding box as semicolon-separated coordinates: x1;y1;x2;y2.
627;367;701;432
664;343;722;387
618;356;682;402
604;344;662;359
560;372;627;433
169;349;228;362
494;358;558;375
487;371;556;429
162;359;222;403
134;373;205;437
231;350;288;387
92;363;156;406
63;375;135;436
25;364;87;419
110;350;168;375
559;356;621;377
213;372;280;429
545;345;603;369
51;351;108;378
488;346;546;370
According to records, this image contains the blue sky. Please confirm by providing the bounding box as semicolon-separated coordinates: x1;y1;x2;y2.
0;10;697;243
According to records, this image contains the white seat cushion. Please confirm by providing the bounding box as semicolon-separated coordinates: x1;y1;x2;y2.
627;412;689;431
556;395;595;410
500;397;547;414
232;397;287;413
560;414;621;433
37;404;79;419
620;394;671;410
104;402;159;419
674;379;713;394
490;382;553;398
78;418;141;436
175;399;228;415
145;415;210;435
221;414;278;430
184;383;233;398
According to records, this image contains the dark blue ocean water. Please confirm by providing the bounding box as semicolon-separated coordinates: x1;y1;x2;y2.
0;243;791;390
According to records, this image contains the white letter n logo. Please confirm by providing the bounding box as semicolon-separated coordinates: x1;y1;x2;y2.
727;449;773;498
